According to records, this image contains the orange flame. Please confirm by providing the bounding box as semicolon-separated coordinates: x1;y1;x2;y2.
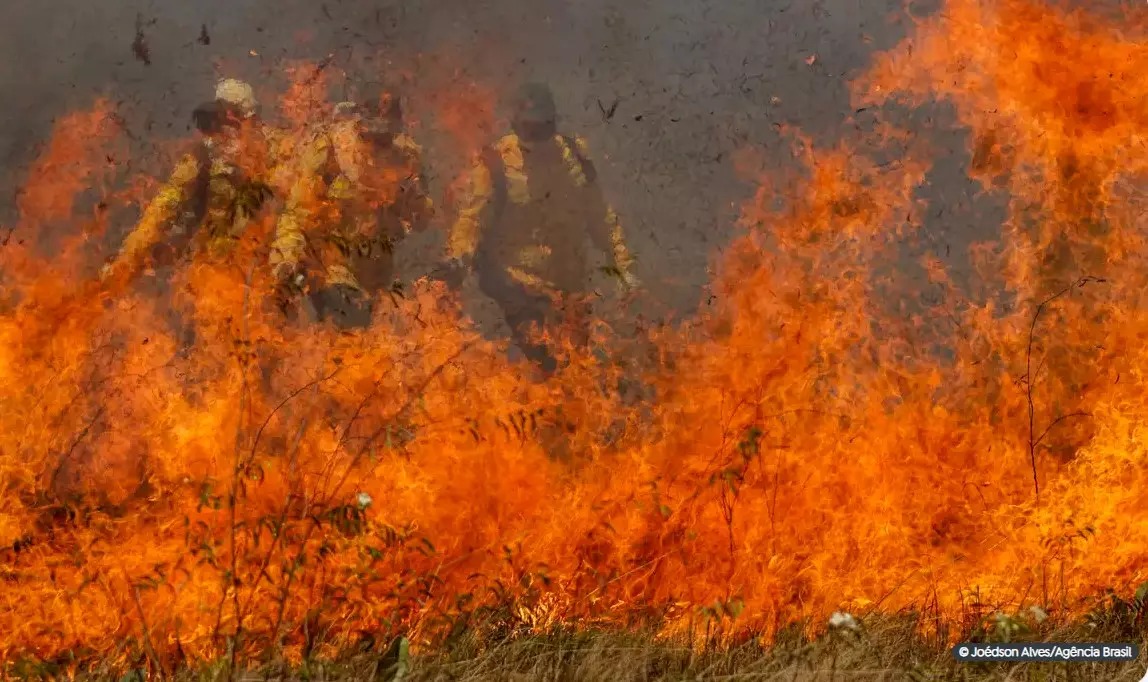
3;0;1148;671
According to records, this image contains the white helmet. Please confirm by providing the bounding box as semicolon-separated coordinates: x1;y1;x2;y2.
214;78;258;117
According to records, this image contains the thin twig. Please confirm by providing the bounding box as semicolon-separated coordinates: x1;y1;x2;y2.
47;406;106;494
1024;276;1103;503
227;263;257;679
243;362;328;654
1033;411;1092;451
125;573;168;679
268;346;467;650
319;343;472;509
239;366;340;473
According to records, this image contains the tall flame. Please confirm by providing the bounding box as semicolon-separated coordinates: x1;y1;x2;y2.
2;0;1148;671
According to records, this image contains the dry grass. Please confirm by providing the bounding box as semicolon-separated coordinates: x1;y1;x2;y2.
26;610;1145;682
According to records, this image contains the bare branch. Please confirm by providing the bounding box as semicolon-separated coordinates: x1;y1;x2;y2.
1025;275;1105;502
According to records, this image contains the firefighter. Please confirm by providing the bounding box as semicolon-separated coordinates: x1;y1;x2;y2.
269;90;434;329
100;79;279;284
443;81;640;373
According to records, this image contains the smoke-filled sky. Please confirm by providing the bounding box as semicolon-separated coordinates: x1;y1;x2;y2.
0;0;938;313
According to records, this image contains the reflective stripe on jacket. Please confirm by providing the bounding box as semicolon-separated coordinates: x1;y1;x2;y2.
447;133;634;295
269;122;433;292
111;124;282;275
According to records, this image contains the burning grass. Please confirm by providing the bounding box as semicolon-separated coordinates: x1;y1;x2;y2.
2;0;1148;678
14;609;1148;681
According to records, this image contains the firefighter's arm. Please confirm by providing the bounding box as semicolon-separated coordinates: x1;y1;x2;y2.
597;204;640;289
102;153;203;281
263;126;294;193
578;166;642;288
269;209;307;282
446;155;493;264
573;138;639;289
268;134;331;282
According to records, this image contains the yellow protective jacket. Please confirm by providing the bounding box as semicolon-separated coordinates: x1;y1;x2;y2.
107;124;286;277
269;121;433;293
446;132;635;295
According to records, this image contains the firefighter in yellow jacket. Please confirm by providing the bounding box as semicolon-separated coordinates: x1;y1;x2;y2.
444;82;639;372
101;79;282;284
269;91;434;328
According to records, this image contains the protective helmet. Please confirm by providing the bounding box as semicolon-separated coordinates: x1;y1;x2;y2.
214;78;258;118
511;82;557;126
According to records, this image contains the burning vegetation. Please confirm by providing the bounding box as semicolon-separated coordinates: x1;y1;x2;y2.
1;0;1147;676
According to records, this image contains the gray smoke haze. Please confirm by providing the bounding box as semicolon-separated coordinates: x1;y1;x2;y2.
1;0;975;321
